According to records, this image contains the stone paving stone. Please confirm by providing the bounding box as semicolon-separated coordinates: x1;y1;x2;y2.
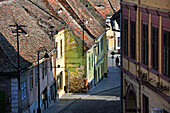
43;55;121;113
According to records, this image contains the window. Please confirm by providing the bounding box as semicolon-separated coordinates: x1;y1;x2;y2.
57;72;62;90
92;55;93;67
45;60;47;76
163;30;170;77
50;84;56;101
42;62;44;79
60;40;62;57
21;80;27;100
118;37;120;47
89;56;91;70
130;21;136;60
101;63;104;77
35;65;38;85
101;37;103;51
50;58;52;71
152;27;158;70
142;24;148;65
97;42;99;55
124;19;128;56
30;70;33;90
98;67;100;81
56;42;58;59
143;95;149;113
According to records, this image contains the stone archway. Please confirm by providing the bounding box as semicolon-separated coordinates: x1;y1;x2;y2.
125;85;137;113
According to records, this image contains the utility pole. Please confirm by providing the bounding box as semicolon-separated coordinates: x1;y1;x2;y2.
9;21;27;89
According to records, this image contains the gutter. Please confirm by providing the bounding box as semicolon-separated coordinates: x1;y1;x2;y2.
20;47;57;72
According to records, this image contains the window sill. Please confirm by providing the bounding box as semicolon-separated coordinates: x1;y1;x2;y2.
139;63;149;70
129;58;138;64
158;74;170;82
122;55;129;59
148;67;158;75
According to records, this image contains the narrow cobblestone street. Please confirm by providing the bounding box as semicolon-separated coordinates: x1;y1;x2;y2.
43;51;121;113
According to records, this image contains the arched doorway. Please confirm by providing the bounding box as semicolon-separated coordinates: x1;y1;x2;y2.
125;86;137;113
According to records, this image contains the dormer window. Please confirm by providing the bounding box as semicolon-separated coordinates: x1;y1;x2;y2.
95;5;105;10
58;8;63;14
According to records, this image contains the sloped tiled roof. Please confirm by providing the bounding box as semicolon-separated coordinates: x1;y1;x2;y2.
33;0;96;48
87;0;120;17
0;44;18;73
0;0;58;71
64;0;105;37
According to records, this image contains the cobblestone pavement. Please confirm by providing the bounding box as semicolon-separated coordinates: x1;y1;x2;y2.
59;87;120;113
43;50;121;113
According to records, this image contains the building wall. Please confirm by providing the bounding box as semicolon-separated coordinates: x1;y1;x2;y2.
55;29;65;97
64;29;85;93
86;47;95;86
20;71;29;113
0;76;12;113
121;0;170;112
106;18;115;50
20;52;56;113
95;34;106;84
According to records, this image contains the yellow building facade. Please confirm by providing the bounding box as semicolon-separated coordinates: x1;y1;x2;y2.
55;29;66;98
121;0;170;113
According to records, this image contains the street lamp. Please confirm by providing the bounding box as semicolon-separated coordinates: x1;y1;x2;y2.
111;51;115;66
37;47;50;113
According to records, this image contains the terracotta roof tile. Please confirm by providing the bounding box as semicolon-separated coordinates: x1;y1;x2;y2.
0;0;56;69
64;0;105;37
47;0;95;48
0;45;18;73
87;0;120;17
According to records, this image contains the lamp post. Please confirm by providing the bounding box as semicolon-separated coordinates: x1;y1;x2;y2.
37;47;49;113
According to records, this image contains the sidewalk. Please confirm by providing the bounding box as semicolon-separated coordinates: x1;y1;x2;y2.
43;64;121;113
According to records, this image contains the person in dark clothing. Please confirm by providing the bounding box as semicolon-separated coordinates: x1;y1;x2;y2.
116;56;119;67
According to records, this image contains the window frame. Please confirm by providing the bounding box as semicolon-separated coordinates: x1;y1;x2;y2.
35;65;38;85
89;56;91;70
101;37;103;52
142;23;148;65
57;72;63;90
123;18;128;56
143;94;149;113
21;80;27;100
151;26;158;71
60;39;62;57
42;62;44;79
162;30;170;77
50;58;52;71
130;20;136;60
45;60;47;76
29;70;33;90
56;42;58;59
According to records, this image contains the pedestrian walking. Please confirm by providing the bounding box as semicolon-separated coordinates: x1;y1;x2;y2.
115;56;119;67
